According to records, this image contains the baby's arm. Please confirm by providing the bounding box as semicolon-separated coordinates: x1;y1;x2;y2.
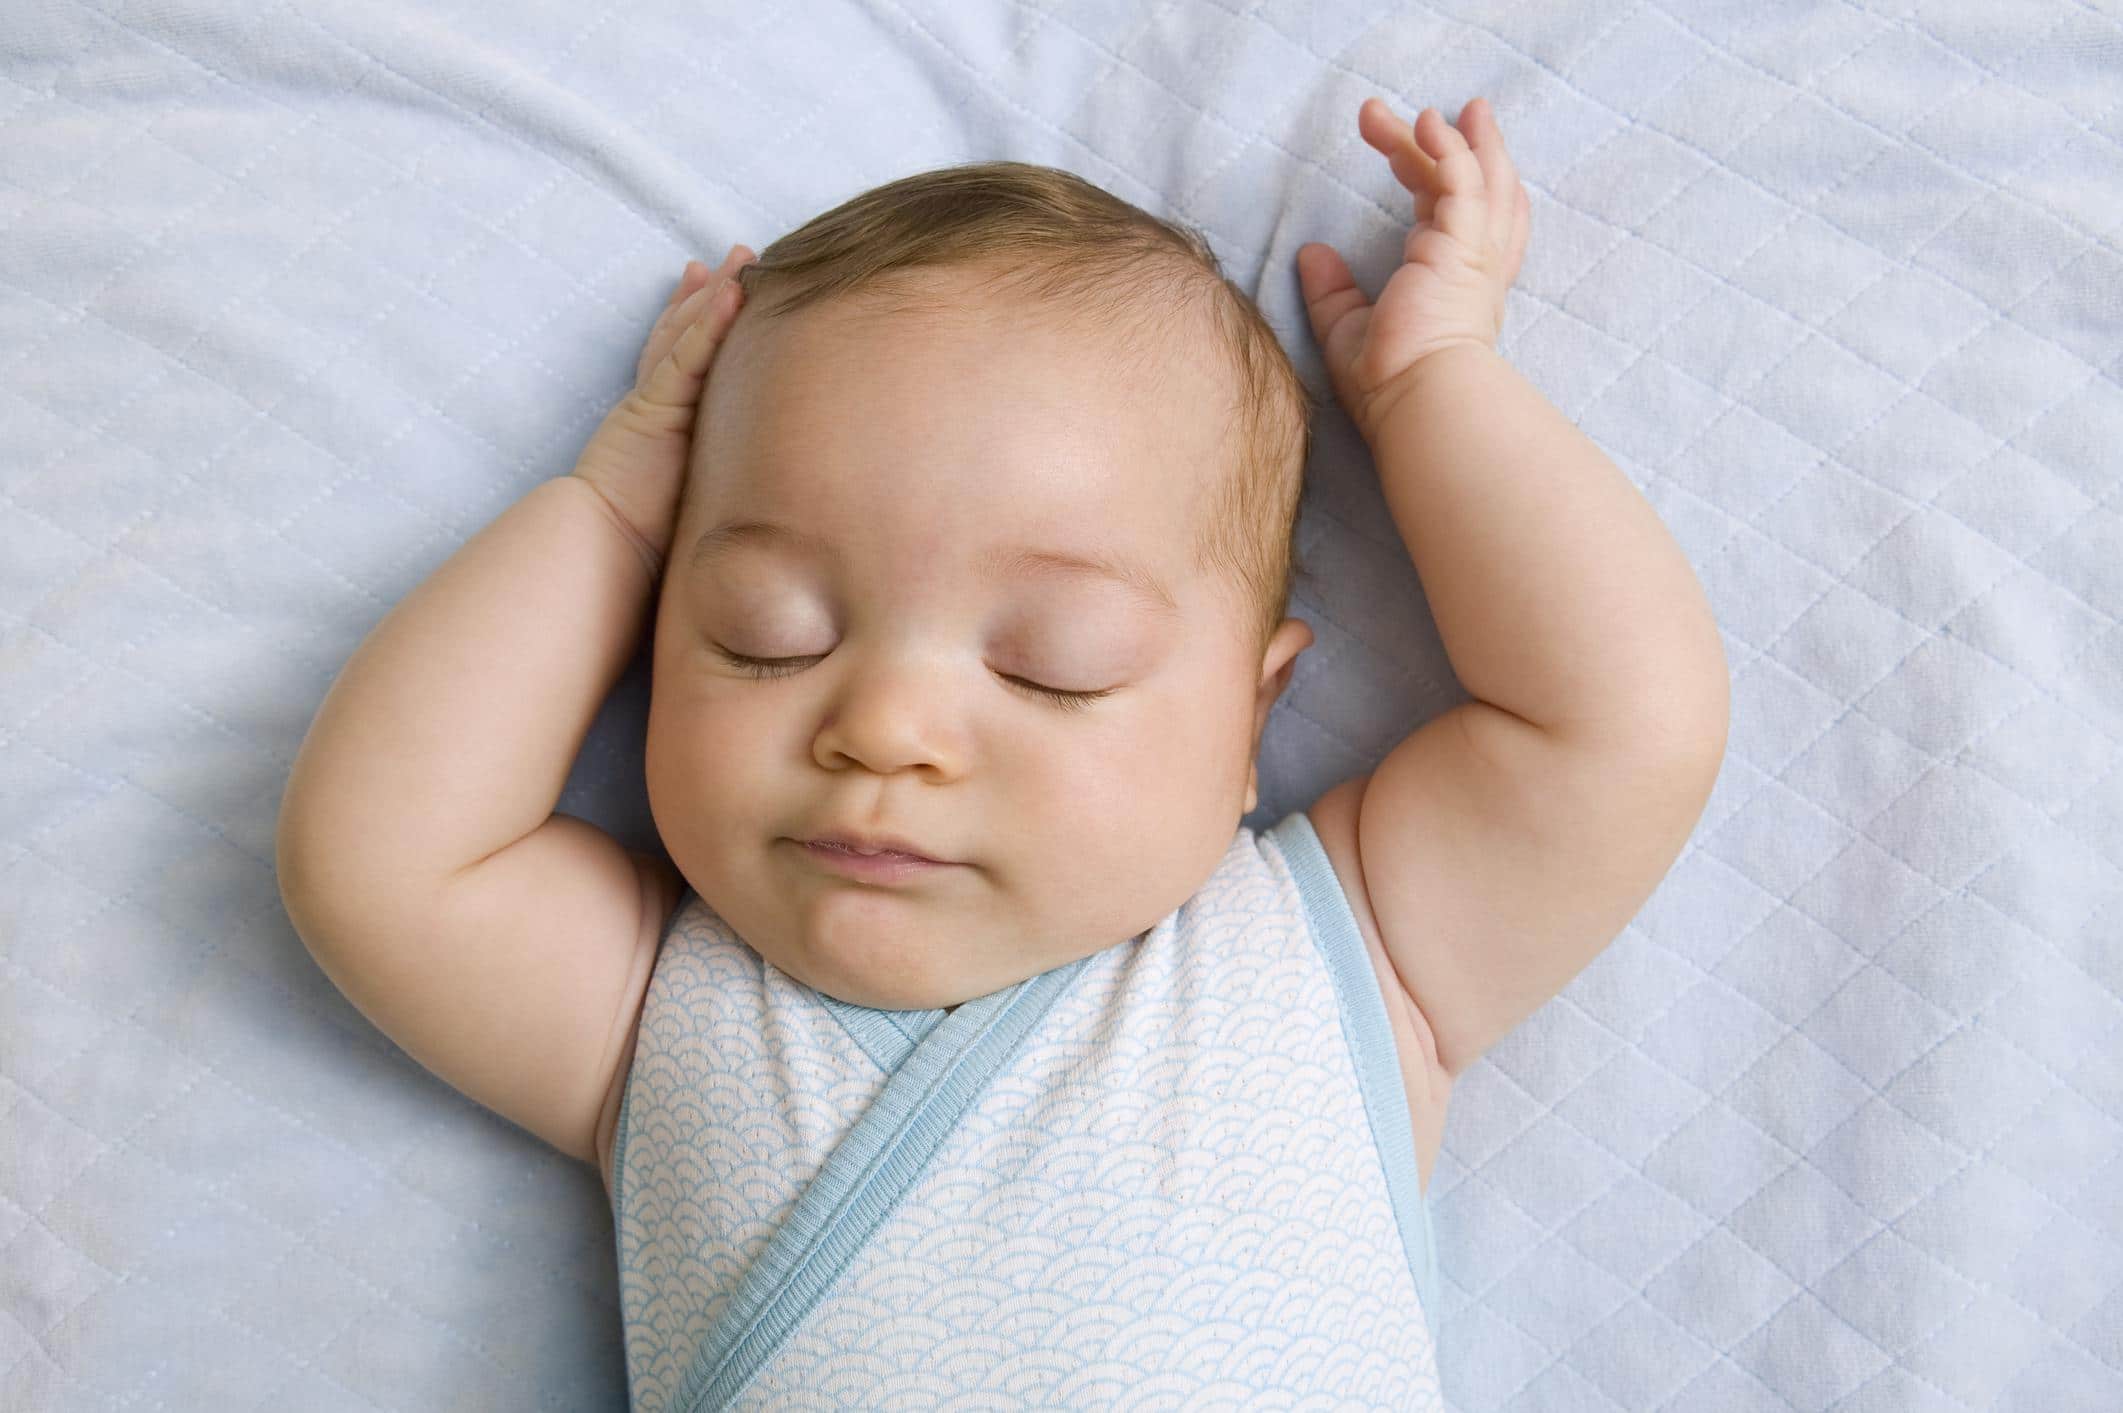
1364;342;1732;1078
1372;344;1728;747
1300;98;1729;1080
275;253;750;1175
274;476;675;1166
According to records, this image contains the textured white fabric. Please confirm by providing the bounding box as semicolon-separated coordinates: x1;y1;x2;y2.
6;1;2119;1409
613;814;1442;1410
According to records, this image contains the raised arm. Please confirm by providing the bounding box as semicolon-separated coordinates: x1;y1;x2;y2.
1300;98;1728;1079
1355;340;1728;1077
1367;342;1729;751
274;475;676;1161
278;475;657;895
275;251;750;1169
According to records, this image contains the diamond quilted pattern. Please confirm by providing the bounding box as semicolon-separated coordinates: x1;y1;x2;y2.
7;0;2120;1408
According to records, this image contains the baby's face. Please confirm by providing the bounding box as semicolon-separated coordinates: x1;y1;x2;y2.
644;268;1313;1010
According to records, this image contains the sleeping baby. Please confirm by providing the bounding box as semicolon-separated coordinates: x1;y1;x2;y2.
276;95;1728;1409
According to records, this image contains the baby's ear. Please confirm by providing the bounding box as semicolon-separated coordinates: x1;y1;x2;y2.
1256;617;1315;698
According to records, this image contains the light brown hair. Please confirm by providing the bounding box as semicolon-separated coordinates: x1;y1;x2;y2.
721;160;1316;661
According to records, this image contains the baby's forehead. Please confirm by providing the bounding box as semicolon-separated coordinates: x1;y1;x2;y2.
720;309;1227;451
763;266;1217;370
702;283;1232;528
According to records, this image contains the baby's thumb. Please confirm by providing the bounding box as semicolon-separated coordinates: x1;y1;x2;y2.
1296;243;1368;348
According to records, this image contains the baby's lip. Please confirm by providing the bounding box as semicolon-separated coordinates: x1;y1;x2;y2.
797;833;954;865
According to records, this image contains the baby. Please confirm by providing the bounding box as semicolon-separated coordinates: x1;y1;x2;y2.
277;96;1727;1408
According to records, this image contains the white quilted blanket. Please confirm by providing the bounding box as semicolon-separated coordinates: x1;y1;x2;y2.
4;1;2118;1409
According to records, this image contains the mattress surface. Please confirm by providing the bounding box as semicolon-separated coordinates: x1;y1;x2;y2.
3;1;2118;1408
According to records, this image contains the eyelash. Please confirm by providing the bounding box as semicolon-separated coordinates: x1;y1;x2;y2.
714;648;1116;714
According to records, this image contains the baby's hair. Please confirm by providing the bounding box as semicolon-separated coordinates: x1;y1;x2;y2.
724;160;1317;662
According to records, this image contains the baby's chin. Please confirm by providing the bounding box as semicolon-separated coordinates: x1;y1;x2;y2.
775;947;991;1012
817;978;972;1012
728;902;990;1011
782;917;1148;1013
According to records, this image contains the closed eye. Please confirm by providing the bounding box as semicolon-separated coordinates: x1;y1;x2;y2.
713;648;1115;713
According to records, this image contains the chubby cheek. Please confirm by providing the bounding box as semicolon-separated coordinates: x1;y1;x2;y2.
1014;702;1224;936
643;685;773;887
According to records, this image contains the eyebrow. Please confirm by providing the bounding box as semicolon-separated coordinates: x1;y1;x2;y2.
686;518;1180;617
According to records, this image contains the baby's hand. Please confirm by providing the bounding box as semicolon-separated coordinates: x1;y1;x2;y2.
1298;96;1529;441
570;244;755;576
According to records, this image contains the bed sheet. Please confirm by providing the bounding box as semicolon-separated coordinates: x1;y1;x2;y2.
4;0;2119;1408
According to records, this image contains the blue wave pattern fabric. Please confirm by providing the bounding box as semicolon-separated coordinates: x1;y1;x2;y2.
612;810;1443;1410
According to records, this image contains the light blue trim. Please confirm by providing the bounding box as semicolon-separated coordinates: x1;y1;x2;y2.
610;1054;641;1411
612;1038;634;1217
673;952;1090;1413
1264;810;1444;1330
816;993;949;1071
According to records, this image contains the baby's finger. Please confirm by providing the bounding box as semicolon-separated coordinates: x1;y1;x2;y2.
1296;240;1370;350
638;262;713;376
1504;184;1531;287
635;276;743;412
1411;106;1488;250
671;260;709;304
651;246;743;331
1358;97;1438;204
1460;98;1522;252
635;273;725;389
